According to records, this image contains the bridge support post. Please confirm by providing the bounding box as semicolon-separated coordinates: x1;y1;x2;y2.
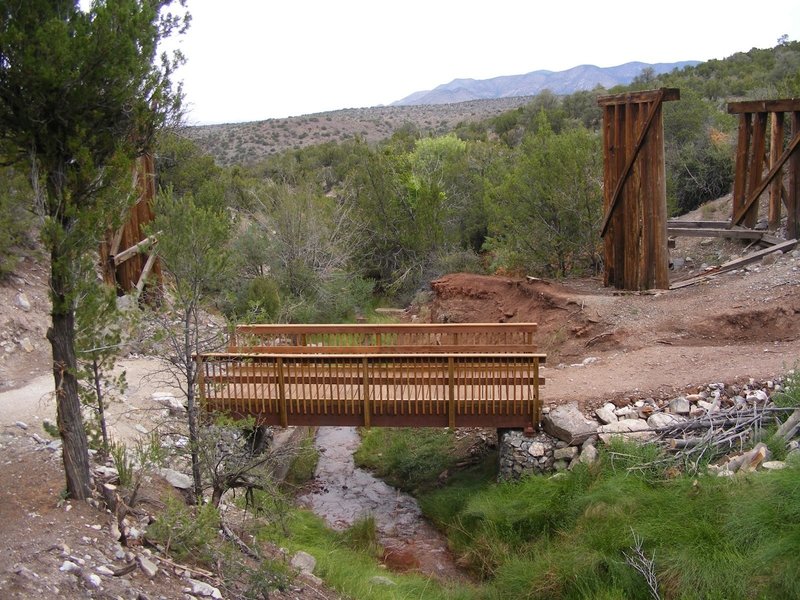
277;357;288;428
447;357;456;429
362;357;371;429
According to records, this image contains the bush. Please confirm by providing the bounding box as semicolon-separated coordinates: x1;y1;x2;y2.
147;497;220;562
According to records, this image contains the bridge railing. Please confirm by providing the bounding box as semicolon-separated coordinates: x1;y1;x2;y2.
197;351;545;430
229;323;538;354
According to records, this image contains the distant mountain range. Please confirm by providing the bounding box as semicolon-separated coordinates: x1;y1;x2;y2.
393;61;700;106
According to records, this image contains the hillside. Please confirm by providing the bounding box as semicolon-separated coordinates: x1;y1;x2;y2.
186;97;532;165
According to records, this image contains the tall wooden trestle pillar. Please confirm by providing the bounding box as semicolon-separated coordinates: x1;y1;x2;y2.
597;88;680;290
728;99;800;238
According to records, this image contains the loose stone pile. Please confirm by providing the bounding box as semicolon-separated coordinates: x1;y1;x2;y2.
499;374;798;479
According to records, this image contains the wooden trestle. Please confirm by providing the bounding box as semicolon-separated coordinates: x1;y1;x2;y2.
197;323;545;430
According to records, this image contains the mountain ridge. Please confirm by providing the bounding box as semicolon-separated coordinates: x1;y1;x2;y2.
394;60;700;105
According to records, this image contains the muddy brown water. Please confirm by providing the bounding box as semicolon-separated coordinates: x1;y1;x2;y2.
299;426;469;582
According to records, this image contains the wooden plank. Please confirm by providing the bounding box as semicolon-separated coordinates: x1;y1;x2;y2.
728;99;800;114
227;344;539;355
732;113;752;222
743;112;768;228
277;358;287;428
770;112;785;229
597;87;680;106
666;227;766;240
666;220;731;229
790;112;800;239
669;238;798;289
732;129;800;226
113;235;157;267
235;323;539;335
600;89;665;237
448;356;455;429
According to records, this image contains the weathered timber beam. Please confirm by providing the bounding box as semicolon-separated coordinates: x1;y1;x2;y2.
135;252;157;294
732;130;800;226
113;235;157;266
600;89;667;237
666;220;731;229
597;87;680;106
670;238;797;289
666;227;765;239
728;98;800;114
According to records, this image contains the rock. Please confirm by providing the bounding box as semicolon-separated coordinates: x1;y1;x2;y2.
95;565;115;576
83;572;102;589
595;404;617;425
159;468;193;490
187;579;223;599
14;421;28;430
60;560;81;574
697;400;718;413
370;575;396;587
761;461;786;470
746;390;769;403
553;459;569;471
528;442;546;457
553;446;578;461
290;550;316;575
668;396;691;415
614;406;637;418
647;412;686;429
579;444;599;464
152;392;185;414
598;419;654;444
14;292;31;312
543;403;597;445
136;555;158;578
134;424;148;435
20;337;34;353
582;356;599;366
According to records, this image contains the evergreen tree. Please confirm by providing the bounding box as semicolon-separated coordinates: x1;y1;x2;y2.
0;0;186;498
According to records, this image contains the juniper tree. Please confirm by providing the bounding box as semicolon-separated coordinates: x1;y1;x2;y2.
0;0;186;498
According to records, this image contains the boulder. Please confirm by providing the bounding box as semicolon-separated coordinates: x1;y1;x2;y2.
646;412;686;429
14;292;31;312
543;403;597;445
598;419;654;444
553;446;578;461
159;468;193;490
579;444;599;464
668;396;691;415
291;550;316;575
595;404;617;425
187;578;223;599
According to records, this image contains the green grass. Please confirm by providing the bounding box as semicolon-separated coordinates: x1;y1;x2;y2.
257;508;477;600
414;439;800;600
354;427;456;492
283;428;320;489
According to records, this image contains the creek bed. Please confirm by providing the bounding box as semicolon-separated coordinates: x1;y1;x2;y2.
299;426;467;581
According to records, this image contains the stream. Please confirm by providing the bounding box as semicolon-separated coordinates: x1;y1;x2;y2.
298;426;467;581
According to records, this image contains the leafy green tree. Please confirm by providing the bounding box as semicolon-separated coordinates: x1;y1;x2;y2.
0;166;34;277
149;188;232;500
0;0;185;498
488;113;602;276
75;274;127;459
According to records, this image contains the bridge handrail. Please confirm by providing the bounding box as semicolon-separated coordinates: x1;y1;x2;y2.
197;351;545;430
229;322;538;353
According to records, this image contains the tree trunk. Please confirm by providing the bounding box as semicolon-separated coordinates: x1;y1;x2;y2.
48;303;92;500
93;358;110;459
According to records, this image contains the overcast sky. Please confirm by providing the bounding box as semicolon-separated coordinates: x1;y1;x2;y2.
165;0;800;125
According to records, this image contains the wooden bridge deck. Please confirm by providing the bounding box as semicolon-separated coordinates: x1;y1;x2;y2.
198;324;545;430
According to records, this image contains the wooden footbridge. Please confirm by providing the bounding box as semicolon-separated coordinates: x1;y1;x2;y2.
197;323;545;430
